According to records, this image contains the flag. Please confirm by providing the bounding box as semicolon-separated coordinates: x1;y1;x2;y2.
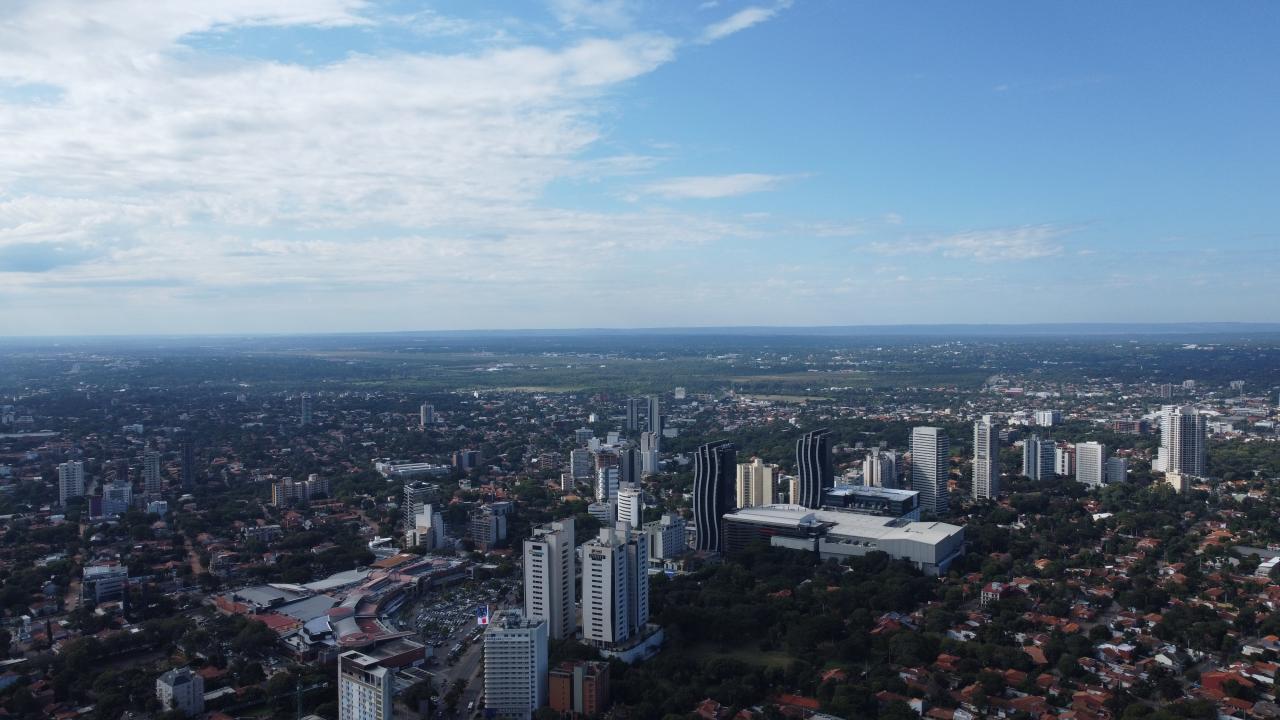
476;605;490;626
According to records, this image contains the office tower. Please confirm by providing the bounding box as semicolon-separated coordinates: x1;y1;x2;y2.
1167;406;1207;477
1075;442;1107;487
646;395;661;439
1022;435;1056;481
595;466;619;504
619;447;642;487
419;402;434;428
581;526;648;646
180;438;194;490
625;397;643;433
1034;410;1062;427
524;519;576;641
911;427;950;515
862;450;899;489
142;450;162;495
644;514;686;561
1054;445;1073;476
569;448;594;480
300;393;313;426
338;651;392;720
617;486;643;529
692;441;736;552
410;506;444;550
1106;456;1129;484
102;479;132;516
795;428;833;509
483;610;548;719
467;505;508;551
734;457;776;508
403;481;435;535
156;667;204;716
549;661;610;718
972;415;999;500
58;460;85;506
639;432;659;475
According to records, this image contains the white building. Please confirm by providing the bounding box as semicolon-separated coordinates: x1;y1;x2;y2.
643;514;686;562
339;650;392;720
58;460;85;506
1034;410;1061;427
911;427;949;515
735;457;776;508
143;450;163;495
408;506;445;550
972;415;999;500
523;519;576;641
82;564;128;604
617;486;643;529
862;450;899;489
582;525;648;647
1167;406;1207;477
156;666;204;716
1055;445;1073;476
1075;442;1107;487
419;402;434;428
483;610;548;720
639;432;660;475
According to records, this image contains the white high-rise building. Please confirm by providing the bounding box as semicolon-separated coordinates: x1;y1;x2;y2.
1055;445;1073;476
1167;406;1207;477
581;525;648;647
643;514;686;562
58;460;85;506
409;506;444;550
862;451;899;489
419;402;434;428
1075;442;1107;487
524;519;576;641
595;466;619;504
617;486;643;529
784;475;800;504
483;610;548;720
338;651;392;720
972;415;999;500
734;457;776;508
911;427;949;515
1034;410;1061;427
639;432;660;475
156;666;204;716
143;450;162;495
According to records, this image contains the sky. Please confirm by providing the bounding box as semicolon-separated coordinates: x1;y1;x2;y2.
0;0;1277;335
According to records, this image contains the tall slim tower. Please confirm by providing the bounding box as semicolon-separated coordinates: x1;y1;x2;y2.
617;486;643;529
734;457;776;508
418;403;434;429
795;429;833;509
911;427;949;515
300;393;313;426
180;438;195;490
692;441;736;552
972;415;999;500
524;518;576;641
1075;442;1107;487
624;398;643;433
403;481;434;534
483;611;548;719
862;450;899;489
142;449;163;495
1021;435;1056;481
338;651;392;720
639;432;659;476
58;460;85;506
646;395;661;440
1168;406;1207;477
581;526;648;646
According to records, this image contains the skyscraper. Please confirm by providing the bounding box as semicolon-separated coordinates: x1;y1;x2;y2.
619;446;642;487
142;449;163;495
734;457;776;508
300;392;312;426
1075;442;1107;487
617;486;643;529
795;429;833;509
646;395;661;440
911;427;949;515
483;611;549;719
338;650;392;720
1167;406;1207;477
624;397;643;433
595;466;619;504
418;402;434;429
692;441;736;552
403;481;435;537
58;460;85;506
524;518;576;641
972;415;1000;500
862;450;899;489
1022;435;1056;481
180;438;195;490
581;525;648;646
639;432;659;476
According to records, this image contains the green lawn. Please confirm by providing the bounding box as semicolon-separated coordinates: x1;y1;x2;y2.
685;642;795;669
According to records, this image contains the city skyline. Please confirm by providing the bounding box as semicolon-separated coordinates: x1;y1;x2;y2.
2;1;1277;335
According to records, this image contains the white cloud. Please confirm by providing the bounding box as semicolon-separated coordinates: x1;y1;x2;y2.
700;1;791;43
549;0;632;30
867;225;1070;262
635;173;791;199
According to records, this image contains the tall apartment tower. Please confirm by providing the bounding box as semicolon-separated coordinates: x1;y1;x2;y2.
524;519;576;640
1075;442;1107;487
581;525;648;646
483;610;549;719
972;415;1000;500
403;481;435;534
639;432;659;475
646;395;662;440
338;651;392;720
735;457;776;508
619;447;642;487
419;403;434;428
692;441;736;552
1168;406;1207;477
300;393;313;426
911;427;950;515
1021;435;1056;481
795;428;833;509
862;450;899;489
142;450;163;495
595;466;619;504
625;397;643;433
58;460;85;506
617;486;643;529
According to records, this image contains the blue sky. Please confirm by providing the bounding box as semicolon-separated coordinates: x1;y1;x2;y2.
0;0;1276;334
